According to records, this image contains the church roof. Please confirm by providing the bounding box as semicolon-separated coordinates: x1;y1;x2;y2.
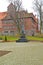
0;12;7;20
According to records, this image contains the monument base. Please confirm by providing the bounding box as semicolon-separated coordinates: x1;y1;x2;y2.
16;35;29;42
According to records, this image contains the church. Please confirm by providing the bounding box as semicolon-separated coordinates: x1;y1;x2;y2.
0;3;38;36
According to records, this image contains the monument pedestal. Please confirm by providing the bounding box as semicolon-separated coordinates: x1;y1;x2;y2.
16;35;28;42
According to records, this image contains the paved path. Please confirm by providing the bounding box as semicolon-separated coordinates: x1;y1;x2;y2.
0;42;43;65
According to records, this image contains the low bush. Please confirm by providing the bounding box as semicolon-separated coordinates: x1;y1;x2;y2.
0;38;2;40
5;36;7;41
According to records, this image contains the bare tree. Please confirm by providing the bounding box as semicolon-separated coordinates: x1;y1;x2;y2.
33;0;43;34
8;0;23;11
7;0;24;35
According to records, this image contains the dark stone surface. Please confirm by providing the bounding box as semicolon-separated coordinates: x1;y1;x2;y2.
16;35;29;42
16;30;29;42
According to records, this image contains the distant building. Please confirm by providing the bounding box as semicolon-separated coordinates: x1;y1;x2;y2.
17;11;38;35
0;12;18;36
0;3;39;36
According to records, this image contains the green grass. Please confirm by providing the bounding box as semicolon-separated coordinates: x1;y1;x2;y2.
0;36;19;41
6;36;19;41
0;35;43;41
26;36;43;41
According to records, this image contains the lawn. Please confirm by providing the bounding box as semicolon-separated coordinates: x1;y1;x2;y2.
0;35;43;42
0;42;43;65
26;36;43;41
0;36;19;41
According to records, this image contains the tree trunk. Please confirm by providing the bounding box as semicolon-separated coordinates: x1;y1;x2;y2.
40;7;42;34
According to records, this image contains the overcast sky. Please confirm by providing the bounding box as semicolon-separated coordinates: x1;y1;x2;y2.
22;0;34;13
0;0;34;13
